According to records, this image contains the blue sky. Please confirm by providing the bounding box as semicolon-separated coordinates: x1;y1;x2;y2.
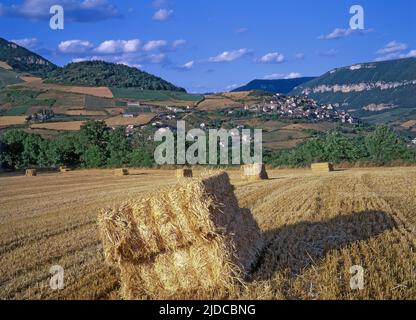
0;0;415;92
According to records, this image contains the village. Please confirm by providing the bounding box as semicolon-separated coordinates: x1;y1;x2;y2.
239;94;355;124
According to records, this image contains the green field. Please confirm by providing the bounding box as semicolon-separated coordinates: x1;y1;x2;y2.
0;105;30;116
0;69;23;89
111;88;203;102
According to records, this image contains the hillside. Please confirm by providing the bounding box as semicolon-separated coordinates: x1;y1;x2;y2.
0;68;23;89
46;61;186;91
0;38;57;77
291;58;416;123
232;77;316;94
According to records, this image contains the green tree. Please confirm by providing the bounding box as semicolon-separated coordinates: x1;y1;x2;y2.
107;128;131;166
365;126;404;162
82;145;107;168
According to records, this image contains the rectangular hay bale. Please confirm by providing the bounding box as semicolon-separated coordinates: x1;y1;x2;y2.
59;166;70;173
311;162;334;172
25;169;37;177
115;168;129;176
98;172;263;299
242;164;268;180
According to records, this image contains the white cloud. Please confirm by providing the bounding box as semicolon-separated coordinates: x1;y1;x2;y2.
95;39;141;54
259;52;285;63
58;40;94;53
179;60;195;70
153;9;173;21
0;0;120;22
226;83;242;90
375;41;415;61
11;38;39;49
143;40;168;52
172;39;186;48
402;50;416;58
146;53;166;64
376;41;408;55
263;72;302;80
208;49;250;62
319;28;373;40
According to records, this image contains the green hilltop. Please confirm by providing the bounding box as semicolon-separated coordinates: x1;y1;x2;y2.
46;60;186;91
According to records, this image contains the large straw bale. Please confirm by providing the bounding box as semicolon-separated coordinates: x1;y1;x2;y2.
242;164;268;180
25;169;37;177
311;162;334;172
98;172;263;299
115;168;129;176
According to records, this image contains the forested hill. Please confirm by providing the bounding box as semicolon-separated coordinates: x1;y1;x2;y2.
46;60;186;91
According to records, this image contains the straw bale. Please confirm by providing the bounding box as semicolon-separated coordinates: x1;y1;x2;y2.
98;172;263;299
25;169;37;177
311;163;334;172
115;168;129;176
242;164;268;180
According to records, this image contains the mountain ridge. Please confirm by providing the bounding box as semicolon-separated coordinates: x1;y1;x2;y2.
232;77;316;94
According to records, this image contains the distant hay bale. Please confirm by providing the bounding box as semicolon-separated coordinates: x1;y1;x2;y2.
25;169;37;177
59;166;70;173
98;172;263;300
176;168;193;178
242;164;268;180
311;162;334;172
115;168;129;176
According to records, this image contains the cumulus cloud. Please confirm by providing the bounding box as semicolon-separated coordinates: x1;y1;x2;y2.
153;8;173;21
58;40;94;53
376;41;407;55
95;39;141;54
172;39;186;48
11;38;39;49
0;0;121;22
143;40;168;52
375;41;415;61
208;49;250;62
71;55;142;69
262;72;302;80
259;52;285;63
319;28;373;40
178;60;194;70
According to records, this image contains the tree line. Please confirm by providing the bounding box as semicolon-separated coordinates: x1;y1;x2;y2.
265;126;416;167
1;121;415;170
0;121;156;170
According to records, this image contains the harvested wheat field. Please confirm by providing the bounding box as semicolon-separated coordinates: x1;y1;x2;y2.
0;167;415;300
0;116;27;127
30;121;85;131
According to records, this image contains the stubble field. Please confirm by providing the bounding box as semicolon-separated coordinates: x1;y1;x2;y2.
0;167;415;300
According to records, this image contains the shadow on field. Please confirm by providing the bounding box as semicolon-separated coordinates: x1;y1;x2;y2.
250;210;397;280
